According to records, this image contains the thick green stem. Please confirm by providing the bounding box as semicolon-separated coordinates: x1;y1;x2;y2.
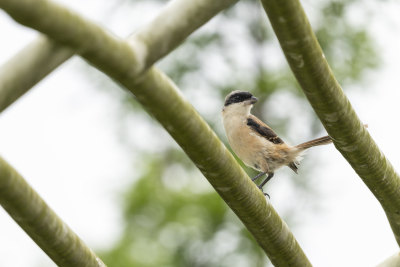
377;252;400;267
0;0;311;265
0;157;105;267
130;0;239;67
0;0;238;113
260;0;400;245
0;36;73;111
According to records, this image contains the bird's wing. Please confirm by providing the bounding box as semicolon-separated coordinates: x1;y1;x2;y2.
246;115;284;144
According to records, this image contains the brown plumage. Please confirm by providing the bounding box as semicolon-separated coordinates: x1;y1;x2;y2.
296;135;332;149
222;90;333;195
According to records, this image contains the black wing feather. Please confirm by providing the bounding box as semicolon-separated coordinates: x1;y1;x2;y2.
246;117;284;144
287;162;298;174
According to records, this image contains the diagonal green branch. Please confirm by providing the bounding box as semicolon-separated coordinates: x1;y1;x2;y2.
0;0;238;113
377;252;400;267
0;0;311;265
130;0;239;68
260;0;400;246
0;157;105;267
0;36;73;111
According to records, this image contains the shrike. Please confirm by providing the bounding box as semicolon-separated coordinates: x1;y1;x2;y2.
222;90;332;195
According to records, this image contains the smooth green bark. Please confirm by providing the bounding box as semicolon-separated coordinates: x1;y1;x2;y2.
377;252;400;267
0;0;238;113
0;0;311;265
260;0;400;246
0;157;105;267
0;36;73;111
130;0;239;67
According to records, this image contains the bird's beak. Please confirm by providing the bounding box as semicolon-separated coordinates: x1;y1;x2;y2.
249;96;258;104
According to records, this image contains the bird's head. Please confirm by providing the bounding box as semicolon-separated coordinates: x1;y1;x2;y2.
222;90;258;116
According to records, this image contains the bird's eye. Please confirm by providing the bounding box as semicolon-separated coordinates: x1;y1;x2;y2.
225;92;253;106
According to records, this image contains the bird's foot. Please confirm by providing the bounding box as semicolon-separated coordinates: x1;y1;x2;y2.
258;185;270;199
251;171;267;182
257;172;274;199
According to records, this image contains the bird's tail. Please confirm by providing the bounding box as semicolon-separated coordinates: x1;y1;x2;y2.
295;135;332;150
295;124;368;150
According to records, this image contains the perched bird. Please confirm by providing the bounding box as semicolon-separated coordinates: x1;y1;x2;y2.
222;90;332;195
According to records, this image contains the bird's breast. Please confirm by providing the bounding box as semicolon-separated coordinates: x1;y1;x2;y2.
222;114;299;173
223;117;272;170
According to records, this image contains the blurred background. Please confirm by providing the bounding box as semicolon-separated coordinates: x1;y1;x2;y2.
1;0;400;266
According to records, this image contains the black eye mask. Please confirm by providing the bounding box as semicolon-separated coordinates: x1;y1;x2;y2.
224;92;253;106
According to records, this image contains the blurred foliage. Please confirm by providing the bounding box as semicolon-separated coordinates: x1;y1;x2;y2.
92;0;380;266
100;153;265;267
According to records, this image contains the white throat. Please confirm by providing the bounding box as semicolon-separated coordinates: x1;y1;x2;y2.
222;103;252;135
222;103;252;119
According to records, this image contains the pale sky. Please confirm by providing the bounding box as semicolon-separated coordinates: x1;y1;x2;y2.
1;0;400;266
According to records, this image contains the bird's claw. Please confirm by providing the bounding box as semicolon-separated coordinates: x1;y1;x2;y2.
258;185;270;199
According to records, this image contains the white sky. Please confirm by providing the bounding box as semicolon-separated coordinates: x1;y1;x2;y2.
1;0;400;266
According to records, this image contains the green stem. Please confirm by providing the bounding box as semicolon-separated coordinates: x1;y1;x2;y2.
0;0;311;265
131;0;239;67
260;0;400;245
377;252;400;267
0;157;105;267
0;36;73;111
0;0;238;113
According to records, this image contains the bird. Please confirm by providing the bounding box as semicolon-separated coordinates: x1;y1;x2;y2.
221;90;332;195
